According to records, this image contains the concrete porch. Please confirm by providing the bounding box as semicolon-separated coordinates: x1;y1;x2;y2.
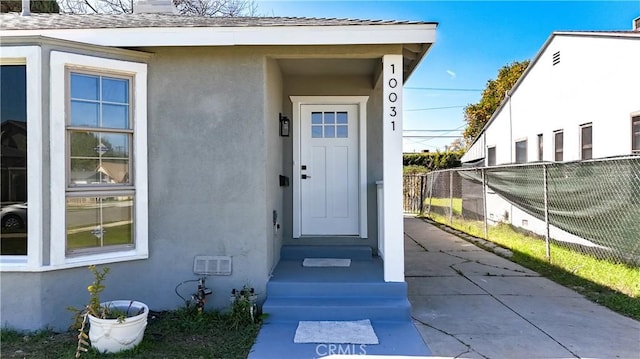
248;245;430;358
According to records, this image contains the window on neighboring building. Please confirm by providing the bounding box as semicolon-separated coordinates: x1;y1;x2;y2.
1;64;28;255
537;134;543;161
554;130;563;161
66;70;135;254
487;146;496;166
633;115;640;154
515;139;527;164
580;123;593;160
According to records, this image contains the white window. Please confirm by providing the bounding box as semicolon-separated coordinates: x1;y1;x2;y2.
0;47;43;269
487;146;496;166
554;130;563;162
515;139;527;164
580;123;592;160
50;52;148;267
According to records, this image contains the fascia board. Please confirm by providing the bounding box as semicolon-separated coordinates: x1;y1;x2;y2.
0;24;436;47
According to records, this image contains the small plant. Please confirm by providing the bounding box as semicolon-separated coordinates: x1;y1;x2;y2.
228;286;259;330
68;265;143;357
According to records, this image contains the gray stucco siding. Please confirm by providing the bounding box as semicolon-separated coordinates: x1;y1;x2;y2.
1;41;402;331
144;47;271;313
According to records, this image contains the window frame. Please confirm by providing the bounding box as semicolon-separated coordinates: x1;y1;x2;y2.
580;123;593;160
554;130;564;162
0;47;43;270
632;114;640;155
50;51;148;268
487;146;496;166
515;138;527;164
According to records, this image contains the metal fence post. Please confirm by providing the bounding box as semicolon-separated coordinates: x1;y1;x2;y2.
449;170;453;225
426;173;433;216
482;168;488;240
419;175;425;215
543;164;551;262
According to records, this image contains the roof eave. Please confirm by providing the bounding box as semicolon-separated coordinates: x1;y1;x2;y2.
0;23;437;48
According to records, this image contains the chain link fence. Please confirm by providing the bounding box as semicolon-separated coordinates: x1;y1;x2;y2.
403;156;640;266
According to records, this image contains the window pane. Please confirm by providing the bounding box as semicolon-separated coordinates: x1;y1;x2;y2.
66;196;133;252
324;125;335;138
537;134;543;161
337;125;348;138
515;140;527;164
1;65;28;255
70;100;99;127
487;147;496;166
337;112;348;124
102;104;129;129
324;112;335;124
102;78;129;103
312;125;322;138
582;148;592;160
71;73;99;101
311;112;322;125
554;132;563;161
69;132;130;185
582;126;592;146
632;117;639;151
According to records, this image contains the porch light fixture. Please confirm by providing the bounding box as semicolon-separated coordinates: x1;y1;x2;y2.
279;113;290;137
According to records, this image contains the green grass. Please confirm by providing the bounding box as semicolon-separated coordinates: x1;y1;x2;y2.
426;213;640;320
1;309;260;359
425;197;462;215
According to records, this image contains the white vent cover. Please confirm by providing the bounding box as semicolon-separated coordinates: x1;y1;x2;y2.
193;256;232;275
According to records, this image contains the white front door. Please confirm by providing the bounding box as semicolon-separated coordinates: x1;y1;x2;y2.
300;104;359;235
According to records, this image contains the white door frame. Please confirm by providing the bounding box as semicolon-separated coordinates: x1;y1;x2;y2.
290;96;369;239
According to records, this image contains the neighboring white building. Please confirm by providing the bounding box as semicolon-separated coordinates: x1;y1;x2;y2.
460;28;640;250
462;30;640;165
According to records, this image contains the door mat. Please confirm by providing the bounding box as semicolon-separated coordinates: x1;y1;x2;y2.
294;319;379;344
302;258;351;267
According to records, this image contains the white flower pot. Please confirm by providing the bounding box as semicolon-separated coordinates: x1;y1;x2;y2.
88;300;149;353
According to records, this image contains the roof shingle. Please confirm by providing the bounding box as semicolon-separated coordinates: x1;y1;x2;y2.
0;13;436;30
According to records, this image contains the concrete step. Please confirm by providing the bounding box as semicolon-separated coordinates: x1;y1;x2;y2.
262;297;411;323
267;280;407;298
248;321;431;359
280;245;372;261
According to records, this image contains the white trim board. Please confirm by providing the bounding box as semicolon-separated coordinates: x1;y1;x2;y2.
290;96;369;239
1;24;437;48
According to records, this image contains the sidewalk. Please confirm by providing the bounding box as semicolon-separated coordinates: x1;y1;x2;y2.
404;216;640;358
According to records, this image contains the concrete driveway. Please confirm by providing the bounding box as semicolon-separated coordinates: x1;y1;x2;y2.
404;216;640;359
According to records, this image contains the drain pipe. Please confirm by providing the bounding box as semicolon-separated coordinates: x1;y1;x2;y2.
21;0;31;16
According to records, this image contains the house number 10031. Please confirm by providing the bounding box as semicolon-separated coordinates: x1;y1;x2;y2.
389;63;398;131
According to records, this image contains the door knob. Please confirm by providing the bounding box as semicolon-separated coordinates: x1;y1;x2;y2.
302;174;311;179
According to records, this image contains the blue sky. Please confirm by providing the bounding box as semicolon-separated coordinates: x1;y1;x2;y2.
256;1;640;152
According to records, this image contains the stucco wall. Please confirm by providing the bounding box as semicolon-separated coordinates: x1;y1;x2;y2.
1;42;398;330
264;57;284;274
143;46;271;311
1;45;274;330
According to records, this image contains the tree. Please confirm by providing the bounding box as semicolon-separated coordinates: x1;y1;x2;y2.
1;0;60;13
57;0;258;16
463;60;530;142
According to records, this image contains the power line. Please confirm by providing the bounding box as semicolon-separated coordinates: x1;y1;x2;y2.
403;129;463;132
403;135;462;139
405;86;483;92
405;105;465;112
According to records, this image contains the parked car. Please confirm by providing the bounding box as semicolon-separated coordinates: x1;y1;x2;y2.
1;203;27;231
